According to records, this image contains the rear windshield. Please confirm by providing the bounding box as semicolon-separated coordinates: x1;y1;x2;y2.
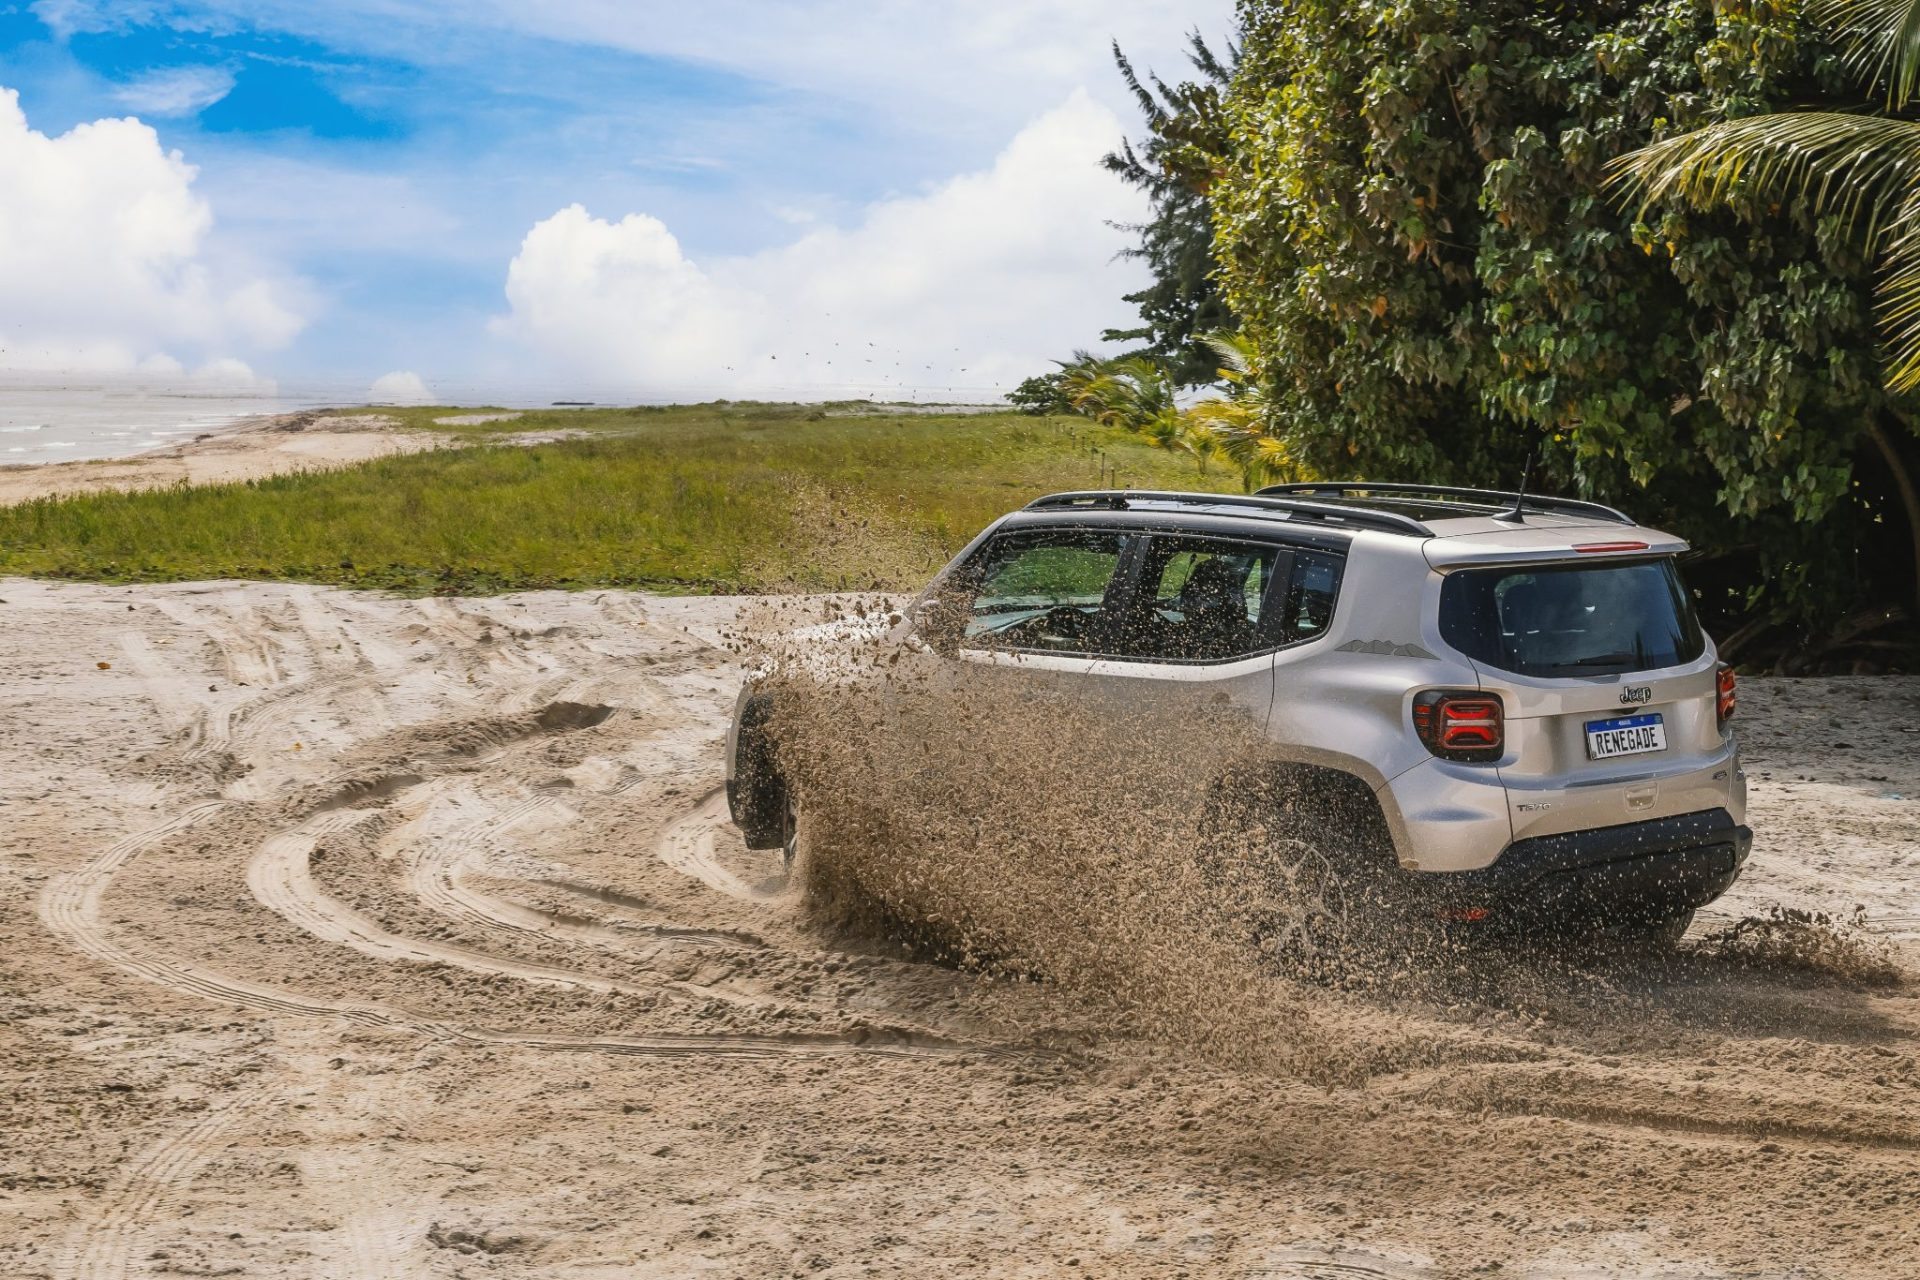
1439;558;1705;678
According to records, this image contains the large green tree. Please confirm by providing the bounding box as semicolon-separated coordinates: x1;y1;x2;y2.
1614;0;1920;619
1209;0;1918;648
1102;34;1241;386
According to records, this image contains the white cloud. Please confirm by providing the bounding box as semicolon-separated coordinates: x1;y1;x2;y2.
0;86;307;377
27;0;159;37
368;370;435;404
113;66;236;117
493;92;1146;399
187;356;273;389
520;0;1235;134
193;0;1234;150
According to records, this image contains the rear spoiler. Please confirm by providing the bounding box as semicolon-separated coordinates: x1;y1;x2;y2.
1423;532;1689;570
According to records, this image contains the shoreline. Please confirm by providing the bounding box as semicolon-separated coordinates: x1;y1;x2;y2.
0;409;449;506
0;398;1012;508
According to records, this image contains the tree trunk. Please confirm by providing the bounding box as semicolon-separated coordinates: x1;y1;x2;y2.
1867;416;1920;623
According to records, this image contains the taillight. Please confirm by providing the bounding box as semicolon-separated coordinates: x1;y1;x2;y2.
1412;690;1505;763
1716;663;1737;725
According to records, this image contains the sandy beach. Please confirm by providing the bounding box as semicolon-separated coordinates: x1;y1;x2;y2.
5;1;1916;1271
0;571;1914;1279
0;412;447;506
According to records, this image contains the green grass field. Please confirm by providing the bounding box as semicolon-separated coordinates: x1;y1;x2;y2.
0;404;1239;594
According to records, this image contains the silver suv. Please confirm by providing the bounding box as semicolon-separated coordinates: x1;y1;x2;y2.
728;483;1751;941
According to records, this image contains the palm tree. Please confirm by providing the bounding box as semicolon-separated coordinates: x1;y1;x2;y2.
1612;1;1920;387
1103;34;1240;386
1105;356;1180;429
1053;352;1219;473
1610;0;1920;617
1180;333;1302;490
1057;353;1174;430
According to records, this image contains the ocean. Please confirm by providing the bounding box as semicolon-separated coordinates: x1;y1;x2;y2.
0;375;1011;467
0;379;316;465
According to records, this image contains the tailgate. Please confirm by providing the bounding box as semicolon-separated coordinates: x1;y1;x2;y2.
1435;553;1737;841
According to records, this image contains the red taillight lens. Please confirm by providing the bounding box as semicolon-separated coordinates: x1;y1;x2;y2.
1441;698;1503;750
1716;663;1737;724
1412;691;1504;762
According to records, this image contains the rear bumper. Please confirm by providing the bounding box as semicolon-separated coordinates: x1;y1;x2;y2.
1413;807;1751;922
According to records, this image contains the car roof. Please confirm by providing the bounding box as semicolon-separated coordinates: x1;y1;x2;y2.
996;503;1359;554
1010;487;1689;563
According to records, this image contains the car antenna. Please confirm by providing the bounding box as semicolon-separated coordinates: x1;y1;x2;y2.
1494;448;1536;524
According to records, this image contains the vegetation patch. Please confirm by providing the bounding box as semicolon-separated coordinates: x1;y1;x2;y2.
0;404;1231;594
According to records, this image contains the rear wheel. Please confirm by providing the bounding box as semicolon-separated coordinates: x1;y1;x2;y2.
1244;828;1353;974
1199;772;1400;978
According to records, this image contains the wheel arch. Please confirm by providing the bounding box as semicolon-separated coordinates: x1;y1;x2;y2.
1206;759;1398;868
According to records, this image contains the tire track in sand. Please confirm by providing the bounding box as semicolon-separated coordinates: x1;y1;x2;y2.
147;594;282;687
54;1084;275;1280
303;1149;408;1280
41;805;1012;1064
408;783;762;950
118;606;381;779
395;782;847;1018
656;787;795;903
282;1053;411;1280
248;809;657;995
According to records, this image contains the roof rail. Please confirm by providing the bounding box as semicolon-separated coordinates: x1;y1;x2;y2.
1022;490;1432;537
1254;481;1635;526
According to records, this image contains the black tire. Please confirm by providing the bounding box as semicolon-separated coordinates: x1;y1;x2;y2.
731;693;790;850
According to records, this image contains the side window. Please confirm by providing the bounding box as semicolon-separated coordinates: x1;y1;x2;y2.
1280;550;1344;642
959;531;1128;655
1116;536;1282;662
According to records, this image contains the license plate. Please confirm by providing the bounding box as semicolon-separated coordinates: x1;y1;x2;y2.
1586;712;1667;760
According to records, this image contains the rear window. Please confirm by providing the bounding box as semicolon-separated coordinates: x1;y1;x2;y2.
1439;558;1705;677
1279;550;1343;644
1113;536;1284;661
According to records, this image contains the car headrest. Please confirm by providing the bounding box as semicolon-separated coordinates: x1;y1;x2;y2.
1178;557;1248;617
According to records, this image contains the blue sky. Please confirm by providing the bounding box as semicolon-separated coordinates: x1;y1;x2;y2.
0;1;1233;400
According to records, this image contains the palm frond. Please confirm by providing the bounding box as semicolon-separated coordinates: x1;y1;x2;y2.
1198;330;1255;381
1873;189;1920;389
1812;0;1920;109
1609;111;1920;247
1180;390;1301;488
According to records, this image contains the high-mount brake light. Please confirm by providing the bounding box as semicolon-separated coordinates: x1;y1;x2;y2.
1411;690;1504;763
1573;541;1651;554
1717;663;1737;725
